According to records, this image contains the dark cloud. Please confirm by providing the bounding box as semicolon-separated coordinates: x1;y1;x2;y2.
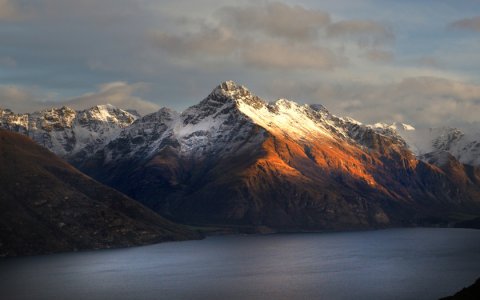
449;16;480;32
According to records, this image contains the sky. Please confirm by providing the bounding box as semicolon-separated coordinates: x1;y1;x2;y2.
0;0;479;129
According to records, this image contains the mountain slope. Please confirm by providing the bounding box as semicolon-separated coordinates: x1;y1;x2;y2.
76;81;480;230
0;129;200;257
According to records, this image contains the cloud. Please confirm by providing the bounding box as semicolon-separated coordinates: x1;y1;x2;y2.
241;41;343;70
0;85;40;111
0;56;16;67
149;25;238;57
326;20;395;47
448;16;480;32
0;0;27;21
150;28;344;70
218;2;330;41
149;2;394;71
0;82;160;115
64;82;159;115
265;76;480;129
363;49;394;63
0;84;60;112
415;56;442;68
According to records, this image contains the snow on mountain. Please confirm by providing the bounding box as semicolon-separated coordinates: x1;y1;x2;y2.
0;104;137;157
1;81;406;164
2;80;477;168
370;122;416;132
417;127;480;166
75;81;480;230
98;80;384;164
104;81;265;161
368;122;480;166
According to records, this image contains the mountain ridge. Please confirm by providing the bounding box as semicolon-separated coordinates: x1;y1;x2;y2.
2;81;479;230
71;81;480;230
2;81;478;167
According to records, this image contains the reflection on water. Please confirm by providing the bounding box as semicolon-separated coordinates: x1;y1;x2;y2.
0;228;479;300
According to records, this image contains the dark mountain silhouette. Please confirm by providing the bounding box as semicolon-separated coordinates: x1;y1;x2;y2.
0;129;200;257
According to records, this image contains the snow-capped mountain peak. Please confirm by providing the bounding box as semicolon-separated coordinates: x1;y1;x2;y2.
183;81;406;156
3;81;478;167
79;104;136;126
104;81;388;165
213;80;248;96
195;81;354;142
210;80;265;109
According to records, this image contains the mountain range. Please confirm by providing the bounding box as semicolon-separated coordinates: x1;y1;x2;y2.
1;81;479;233
0;104;137;159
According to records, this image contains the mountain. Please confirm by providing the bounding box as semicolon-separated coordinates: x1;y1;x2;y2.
440;277;480;300
370;123;480;167
0;129;200;257
0;104;137;160
74;81;480;231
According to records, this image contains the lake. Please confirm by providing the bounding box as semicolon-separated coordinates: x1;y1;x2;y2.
0;228;479;300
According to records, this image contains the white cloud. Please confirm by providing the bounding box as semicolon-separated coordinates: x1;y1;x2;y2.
64;82;159;115
0;86;32;109
0;82;160;115
0;85;51;112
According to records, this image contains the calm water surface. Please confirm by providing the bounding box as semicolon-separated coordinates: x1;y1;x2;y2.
0;228;479;300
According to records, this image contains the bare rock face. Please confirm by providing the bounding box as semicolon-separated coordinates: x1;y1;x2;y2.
73;81;480;231
0;129;200;257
